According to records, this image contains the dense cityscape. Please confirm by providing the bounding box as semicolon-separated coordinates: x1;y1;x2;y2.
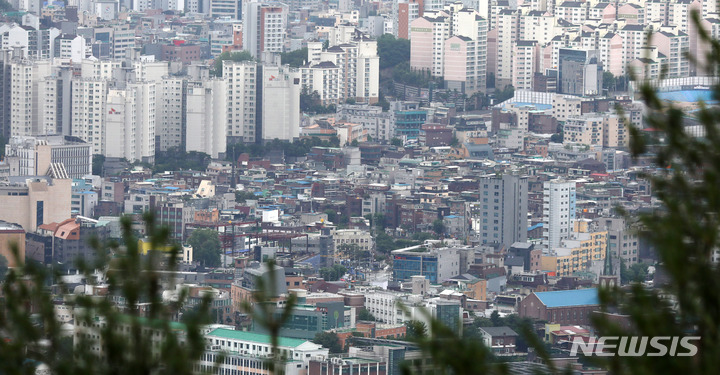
0;0;717;373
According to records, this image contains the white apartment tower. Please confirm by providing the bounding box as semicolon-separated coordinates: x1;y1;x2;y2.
71;79;108;155
104;82;156;163
543;180;577;252
409;15;450;77
261;65;301;142
156;78;184;151
223;60;258;143
242;1;288;58
186;79;228;158
304;35;380;104
9;60;59;137
495;9;519;89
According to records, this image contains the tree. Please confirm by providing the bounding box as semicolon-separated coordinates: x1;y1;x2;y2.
432;219;446;236
92;155;105;176
318;264;346;281
390;138;403;147
404;320;428;341
620;261;649;284
550;132;563;143
0;213;214;375
236;190;257;203
495;85;515;103
187;229;221;267
489;310;501;326
0;254;7;282
357;309;376;322
377;34;411;70
586;13;720;375
375;232;396;254
280;47;308;68
372;213;386;231
300;87;335;114
603;71;616;92
313;332;343;353
154;147;210;173
486;72;495;89
210;51;254;77
411;232;435;242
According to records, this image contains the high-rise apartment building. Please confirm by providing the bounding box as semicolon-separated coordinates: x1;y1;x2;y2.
156;78;185;152
261;65;300;142
496;9;519;89
409;16;447;75
543;179;577;251
186;79;228;158
394;0;422;39
71;79;108;155
303;33;380;104
210;0;240;18
223;60;258;143
105;82;156;163
9;60;58;137
242;1;287;58
471;174;528;248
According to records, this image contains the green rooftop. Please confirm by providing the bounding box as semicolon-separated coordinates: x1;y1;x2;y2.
208;328;308;348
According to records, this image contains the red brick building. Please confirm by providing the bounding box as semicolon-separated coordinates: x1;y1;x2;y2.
518;288;599;325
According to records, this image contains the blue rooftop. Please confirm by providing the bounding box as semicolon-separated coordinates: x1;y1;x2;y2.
657;89;716;103
534;288;599;308
528;223;543;231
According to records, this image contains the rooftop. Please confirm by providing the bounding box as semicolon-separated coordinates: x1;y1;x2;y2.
533;288;599;308
207;328;309;348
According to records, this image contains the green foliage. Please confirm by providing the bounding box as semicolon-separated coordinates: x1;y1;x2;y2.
0;0;12;11
280;48;308;68
154;147;210;173
403;320;427;341
300;87;336;114
0;253;7;282
187;229;221;267
392;62;434;87
210;51;254;77
236;190;258;203
377;34;410;70
375;232;425;254
587;12;720;375
319;264;347;281
391;138;403;147
620;261;649;284
227;137;340;160
373;91;391;111
432;219;446;236
338;244;370;261
0;213;213;375
226;142;265;159
313;332;343;353
0;134;5;158
92;154;105;176
495;85;515;103
487;72;495;89
411;232;435;242
357;309;376;322
602;71;629;92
